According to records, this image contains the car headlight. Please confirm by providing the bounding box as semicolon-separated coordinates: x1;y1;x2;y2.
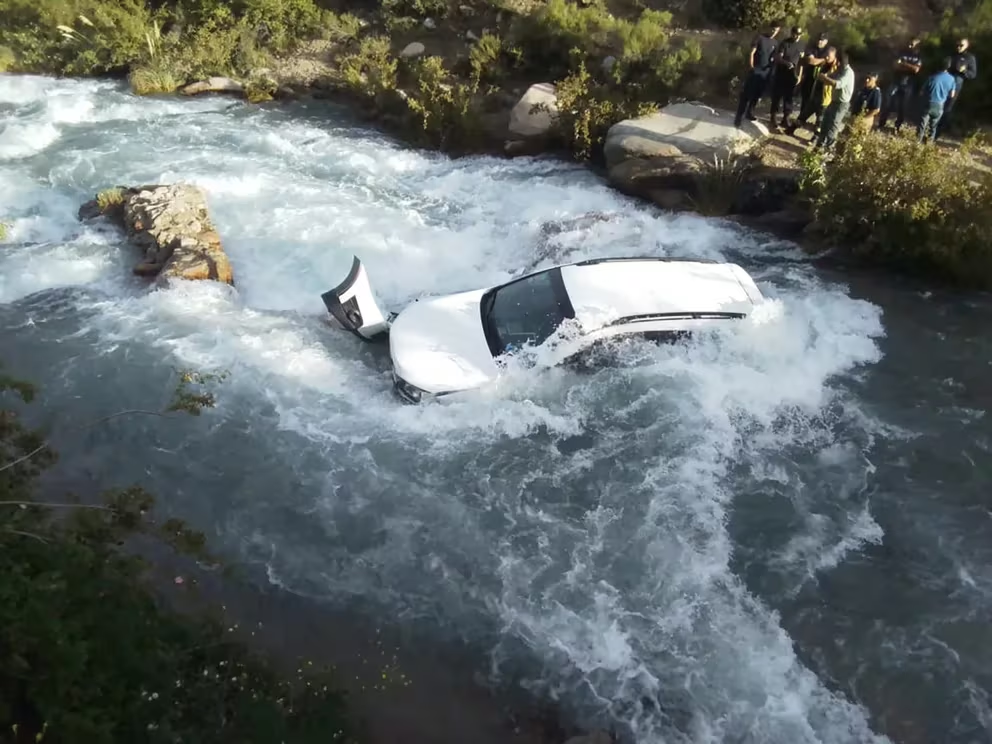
393;374;428;404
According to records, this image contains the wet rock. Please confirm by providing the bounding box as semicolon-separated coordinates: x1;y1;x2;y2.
604;101;767;171
607;154;706;198
181;76;244;97
399;41;426;59
78;184;234;287
466;29;480;42
508;82;558;138
601;55;617;75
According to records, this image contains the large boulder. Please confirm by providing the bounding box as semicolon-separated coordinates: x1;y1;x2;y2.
509;82;558;138
78;184;234;286
604;102;768;171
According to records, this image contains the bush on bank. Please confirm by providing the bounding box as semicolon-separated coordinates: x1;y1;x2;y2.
0;365;356;744
799;129;992;287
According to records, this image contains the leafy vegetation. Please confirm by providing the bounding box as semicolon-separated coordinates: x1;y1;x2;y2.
799;129;992;286
0;364;356;744
0;0;360;93
0;222;8;241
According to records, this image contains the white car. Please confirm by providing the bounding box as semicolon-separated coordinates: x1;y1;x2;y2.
321;256;765;403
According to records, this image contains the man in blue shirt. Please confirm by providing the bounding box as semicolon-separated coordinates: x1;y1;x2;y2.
878;36;922;132
918;58;957;143
734;19;783;128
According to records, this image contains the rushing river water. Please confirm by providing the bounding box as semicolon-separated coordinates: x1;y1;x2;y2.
2;74;991;744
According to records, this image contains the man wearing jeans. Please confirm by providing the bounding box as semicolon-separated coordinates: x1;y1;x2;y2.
878;36;922;132
734;20;783;127
813;49;855;151
937;38;978;139
918;58;957;143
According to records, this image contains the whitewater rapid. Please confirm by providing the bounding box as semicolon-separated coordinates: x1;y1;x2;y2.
6;73;981;743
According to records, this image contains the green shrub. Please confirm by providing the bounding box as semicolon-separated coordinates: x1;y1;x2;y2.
800;129;992;286
0;365;356;744
702;0;813;30
0;222;8;241
807;7;904;62
381;0;448;20
404;55;481;148
0;44;15;71
129;64;181;94
469;30;505;84
338;35;398;95
547;54;656;159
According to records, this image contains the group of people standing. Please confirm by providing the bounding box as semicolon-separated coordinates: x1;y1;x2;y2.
733;20;978;150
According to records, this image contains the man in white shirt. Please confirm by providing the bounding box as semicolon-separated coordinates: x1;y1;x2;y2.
813;49;856;151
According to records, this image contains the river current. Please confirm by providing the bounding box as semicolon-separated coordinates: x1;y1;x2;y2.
2;74;990;744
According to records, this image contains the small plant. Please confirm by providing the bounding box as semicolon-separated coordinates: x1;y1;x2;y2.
0;221;8;241
468;31;504;85
245;71;278;103
689;154;753;217
129;64;180;95
404;55;480;149
338;35;398;96
96;187;125;211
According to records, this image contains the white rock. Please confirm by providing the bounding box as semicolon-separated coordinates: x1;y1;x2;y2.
602;55;617;75
423;17;436;29
604;101;768;170
508;83;558;138
399;41;426;59
466;29;479;42
180;77;243;96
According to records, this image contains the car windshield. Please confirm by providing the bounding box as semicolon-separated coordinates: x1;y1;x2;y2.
480;268;574;356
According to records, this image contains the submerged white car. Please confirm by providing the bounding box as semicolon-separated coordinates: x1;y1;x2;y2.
321;256;765;403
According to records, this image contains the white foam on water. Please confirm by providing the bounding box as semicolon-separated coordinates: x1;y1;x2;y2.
0;76;896;743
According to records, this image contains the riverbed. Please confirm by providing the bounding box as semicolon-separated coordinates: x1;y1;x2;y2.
2;74;990;744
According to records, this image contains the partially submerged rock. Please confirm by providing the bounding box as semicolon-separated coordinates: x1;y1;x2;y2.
509;82;558;138
181;76;244;97
78;184;234;286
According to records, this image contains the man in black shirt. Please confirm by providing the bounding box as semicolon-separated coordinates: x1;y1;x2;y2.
877;36;922;132
769;25;805;130
936;37;978;138
734;19;783;128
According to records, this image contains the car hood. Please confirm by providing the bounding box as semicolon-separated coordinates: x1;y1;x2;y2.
389;288;500;394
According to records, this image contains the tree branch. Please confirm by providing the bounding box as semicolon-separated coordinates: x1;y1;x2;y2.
0;409;170;474
3;528;50;544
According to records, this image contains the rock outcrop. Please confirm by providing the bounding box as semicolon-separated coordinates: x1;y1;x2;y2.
78;184;234;286
604;102;768;171
602;101;803;224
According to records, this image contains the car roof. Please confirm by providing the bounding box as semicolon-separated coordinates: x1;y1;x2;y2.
558;257;761;331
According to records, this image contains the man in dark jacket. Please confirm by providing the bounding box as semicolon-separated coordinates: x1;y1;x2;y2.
937;37;978;138
769;26;805;131
877;36;922;132
797;33;829;124
734;19;783;127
